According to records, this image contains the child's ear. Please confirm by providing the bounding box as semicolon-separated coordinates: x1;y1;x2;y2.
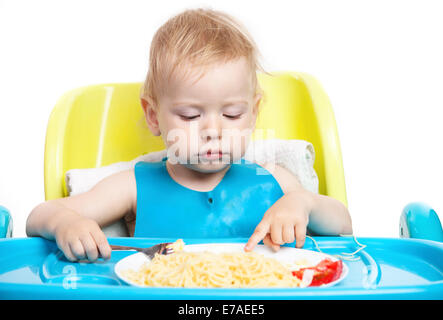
251;93;262;129
253;93;262;116
141;98;161;136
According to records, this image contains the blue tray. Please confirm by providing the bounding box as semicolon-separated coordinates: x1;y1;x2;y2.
0;236;442;299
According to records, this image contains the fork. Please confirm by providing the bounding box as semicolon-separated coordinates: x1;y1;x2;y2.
110;243;174;259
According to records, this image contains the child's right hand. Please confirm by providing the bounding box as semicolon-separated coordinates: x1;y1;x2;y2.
54;212;112;262
26;170;136;262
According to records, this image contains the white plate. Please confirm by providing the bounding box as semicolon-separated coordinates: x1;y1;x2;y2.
114;243;348;288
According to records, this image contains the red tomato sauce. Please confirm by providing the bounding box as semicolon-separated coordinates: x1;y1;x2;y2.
291;258;343;286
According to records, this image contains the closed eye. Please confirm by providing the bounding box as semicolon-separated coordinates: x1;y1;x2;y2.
224;114;242;119
180;115;200;121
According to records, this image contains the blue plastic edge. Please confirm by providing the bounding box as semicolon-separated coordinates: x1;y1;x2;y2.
0;206;12;238
400;202;443;242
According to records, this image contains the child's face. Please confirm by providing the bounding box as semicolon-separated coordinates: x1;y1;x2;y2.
143;57;261;173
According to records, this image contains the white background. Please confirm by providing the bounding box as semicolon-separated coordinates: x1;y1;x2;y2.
1;0;442;238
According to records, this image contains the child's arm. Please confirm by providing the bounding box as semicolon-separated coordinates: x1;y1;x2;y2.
245;164;352;251
26;169;136;262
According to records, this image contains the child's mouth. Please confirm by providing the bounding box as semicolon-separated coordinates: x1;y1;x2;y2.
200;150;224;160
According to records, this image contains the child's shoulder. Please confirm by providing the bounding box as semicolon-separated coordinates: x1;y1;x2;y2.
108;168;137;215
102;168;137;197
257;162;304;194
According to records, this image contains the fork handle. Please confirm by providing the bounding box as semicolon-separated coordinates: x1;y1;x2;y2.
110;245;142;251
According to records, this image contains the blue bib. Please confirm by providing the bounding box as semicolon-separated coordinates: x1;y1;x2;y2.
133;158;284;238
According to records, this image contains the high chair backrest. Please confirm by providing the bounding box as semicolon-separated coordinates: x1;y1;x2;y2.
44;72;347;206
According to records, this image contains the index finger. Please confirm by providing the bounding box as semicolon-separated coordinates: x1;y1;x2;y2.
244;221;270;252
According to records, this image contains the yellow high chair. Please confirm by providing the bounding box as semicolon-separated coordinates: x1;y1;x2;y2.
44;72;348;216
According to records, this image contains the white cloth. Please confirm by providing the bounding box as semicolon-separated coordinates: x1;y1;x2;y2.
243;139;319;194
65;139;319;196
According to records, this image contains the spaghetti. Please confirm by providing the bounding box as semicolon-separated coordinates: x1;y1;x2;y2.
122;250;303;288
306;234;367;261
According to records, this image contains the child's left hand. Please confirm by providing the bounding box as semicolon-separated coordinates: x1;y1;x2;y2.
244;191;312;252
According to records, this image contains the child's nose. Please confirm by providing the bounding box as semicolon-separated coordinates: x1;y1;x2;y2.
200;115;222;141
201;128;222;141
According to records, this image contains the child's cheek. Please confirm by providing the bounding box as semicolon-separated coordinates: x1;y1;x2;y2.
221;128;252;159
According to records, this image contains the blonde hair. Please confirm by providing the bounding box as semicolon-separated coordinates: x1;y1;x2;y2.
141;8;264;105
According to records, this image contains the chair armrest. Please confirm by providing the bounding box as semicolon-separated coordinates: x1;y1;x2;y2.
400;202;443;242
0;206;13;238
